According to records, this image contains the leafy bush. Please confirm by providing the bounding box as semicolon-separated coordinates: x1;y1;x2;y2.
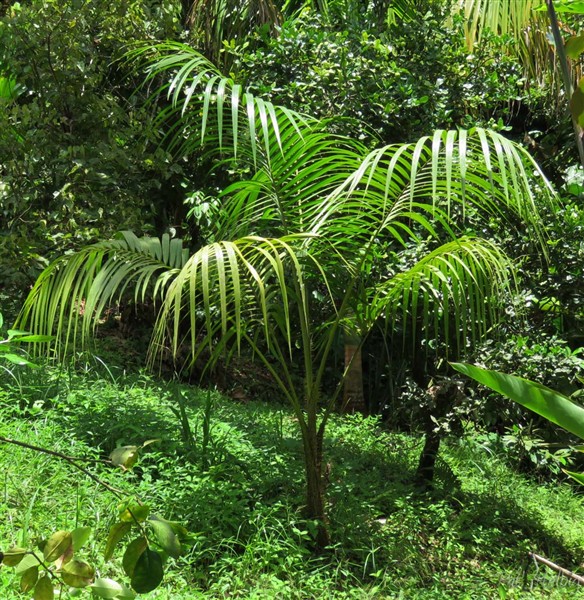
233;9;529;145
0;1;185;307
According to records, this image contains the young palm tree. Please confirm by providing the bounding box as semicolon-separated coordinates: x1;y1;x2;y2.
17;43;557;547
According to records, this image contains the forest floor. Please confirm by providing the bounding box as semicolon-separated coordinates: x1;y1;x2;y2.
1;358;584;599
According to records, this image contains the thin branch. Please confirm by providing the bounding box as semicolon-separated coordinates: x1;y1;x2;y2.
529;552;584;586
0;436;126;498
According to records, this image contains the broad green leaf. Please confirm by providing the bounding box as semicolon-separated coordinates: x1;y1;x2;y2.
566;34;584;59
71;527;92;552
20;565;38;593
0;352;35;366
60;559;95;588
110;446;139;470
451;363;584;440
122;537;148;577
1;547;27;567
0;76;19;102
104;522;132;561
33;575;54;600
90;577;124;599
535;1;584;12
119;502;149;523
565;470;584;485
130;548;164;594
15;553;42;574
43;530;72;562
7;329;31;337
8;329;54;343
148;516;181;558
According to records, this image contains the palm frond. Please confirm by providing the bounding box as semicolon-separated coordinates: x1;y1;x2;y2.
17;232;189;356
310;128;557;255
369;236;515;355
126;42;313;166
148;234;328;368
216;130;366;239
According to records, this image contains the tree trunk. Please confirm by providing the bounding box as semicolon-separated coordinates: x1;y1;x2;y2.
301;417;330;550
342;335;366;414
415;380;463;488
415;428;441;488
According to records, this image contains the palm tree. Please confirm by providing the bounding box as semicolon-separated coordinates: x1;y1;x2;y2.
17;43;557;547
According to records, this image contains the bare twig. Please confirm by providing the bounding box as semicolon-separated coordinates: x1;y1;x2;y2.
0;435;125;498
529;552;584;586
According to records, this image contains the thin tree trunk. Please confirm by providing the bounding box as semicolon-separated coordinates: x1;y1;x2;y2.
342;335;366;414
415;429;441;487
301;417;330;550
415;380;463;488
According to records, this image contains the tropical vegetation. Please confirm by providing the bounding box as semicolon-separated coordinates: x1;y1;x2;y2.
2;0;584;598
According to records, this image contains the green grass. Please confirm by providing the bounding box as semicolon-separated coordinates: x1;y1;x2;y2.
1;361;584;598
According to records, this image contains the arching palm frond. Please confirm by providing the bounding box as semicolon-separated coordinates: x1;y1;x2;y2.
126;42;313;166
216;130;365;240
368;236;514;356
147;233;332;410
17;232;189;356
310;128;557;256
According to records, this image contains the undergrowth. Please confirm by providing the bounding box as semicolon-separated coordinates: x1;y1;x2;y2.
1;360;584;598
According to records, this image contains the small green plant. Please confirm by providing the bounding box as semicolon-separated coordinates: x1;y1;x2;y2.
0;439;189;598
0;311;52;368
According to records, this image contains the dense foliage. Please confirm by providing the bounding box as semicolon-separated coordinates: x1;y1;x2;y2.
2;0;584;597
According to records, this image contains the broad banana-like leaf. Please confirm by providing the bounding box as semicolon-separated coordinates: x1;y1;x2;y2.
451;362;584;440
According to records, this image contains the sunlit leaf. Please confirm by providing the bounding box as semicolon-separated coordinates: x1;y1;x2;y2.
15;553;42;574
565;469;584;485
60;559;95;588
451;363;584;440
566;33;584;59
119;502;149;523
110;446;139;470
71;527;92;552
90;577;124;599
43;530;72;562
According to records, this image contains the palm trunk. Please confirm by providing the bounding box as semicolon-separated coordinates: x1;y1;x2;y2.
342;335;366;414
301;415;330;550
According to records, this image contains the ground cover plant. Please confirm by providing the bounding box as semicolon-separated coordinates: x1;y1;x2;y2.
2;363;584;598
